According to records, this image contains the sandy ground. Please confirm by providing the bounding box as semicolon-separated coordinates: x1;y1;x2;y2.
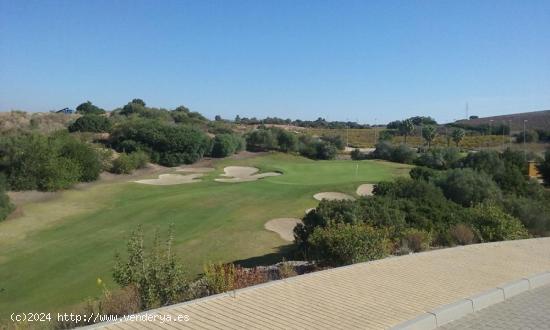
344;147;375;153
134;173;204;185
356;183;375;196
313;192;356;201
215;166;281;183
175;167;215;173
264;218;302;241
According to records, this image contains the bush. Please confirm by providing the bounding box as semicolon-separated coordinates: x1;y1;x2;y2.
449;223;475;245
203;262;268;294
211;134;245;157
113;225;188;309
515;130;539;143
465;203;529;242
400;228;431;252
0;132;102;191
350;148;368;160
371;141;416;164
538;149;550;187
110;120;211;166
110;151;149;174
436;168;501;207
245;129;277;152
76;101;105;115
415;147;461;170
0;175;14;221
69;115;111;133
307;223;389;266
502;195;550;236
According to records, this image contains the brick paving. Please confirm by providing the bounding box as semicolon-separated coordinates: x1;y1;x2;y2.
94;238;550;329
439;284;550;329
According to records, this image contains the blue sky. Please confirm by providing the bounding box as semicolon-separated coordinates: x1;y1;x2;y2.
1;0;549;123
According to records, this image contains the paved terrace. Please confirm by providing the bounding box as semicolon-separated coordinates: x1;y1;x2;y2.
97;238;550;329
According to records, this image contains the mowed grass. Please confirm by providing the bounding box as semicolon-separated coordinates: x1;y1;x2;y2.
0;153;410;317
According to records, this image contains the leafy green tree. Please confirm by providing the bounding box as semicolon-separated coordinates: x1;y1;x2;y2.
68;115;112;133
422;125;437;148
451;128;465;147
398;119;415;143
131;98;146;106
113;225;188;309
76;101;105;115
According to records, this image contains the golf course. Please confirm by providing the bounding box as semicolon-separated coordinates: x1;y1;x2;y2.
0;152;410;316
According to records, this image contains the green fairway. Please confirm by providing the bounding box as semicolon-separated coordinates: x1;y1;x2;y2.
0;153;410;317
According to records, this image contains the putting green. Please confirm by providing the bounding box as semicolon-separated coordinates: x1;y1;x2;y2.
0;153;410;317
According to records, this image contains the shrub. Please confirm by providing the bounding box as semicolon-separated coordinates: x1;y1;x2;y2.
0;175;14;221
400;228;431;252
276;130;299;152
99;285;141;317
110;120;211;166
0;132;102;191
320;135;345;150
449;223;475;245
211;134;245;158
203;262;236;294
390;144;416;164
245;129;277;152
415;147;461;170
76;101;106;115
515;130;539;143
436;168;501;207
68;115;111;133
307;223;389;266
351;148;368;160
502;195;550;236
110;151;149;174
465;203;529;242
113;225;188;309
538;149;550;187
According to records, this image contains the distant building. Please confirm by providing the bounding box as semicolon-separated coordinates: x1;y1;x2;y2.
55;107;75;114
528;161;541;178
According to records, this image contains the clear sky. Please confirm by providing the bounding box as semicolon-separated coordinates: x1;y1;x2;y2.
1;0;549;123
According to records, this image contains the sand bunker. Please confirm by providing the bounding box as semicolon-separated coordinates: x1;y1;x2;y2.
134;173;204;185
305;208;315;214
313;192;355;201
356;183;375;196
264;218;302;241
215;166;281;183
175;167;215;173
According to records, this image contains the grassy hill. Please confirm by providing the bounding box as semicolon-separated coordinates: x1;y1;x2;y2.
455;110;550;132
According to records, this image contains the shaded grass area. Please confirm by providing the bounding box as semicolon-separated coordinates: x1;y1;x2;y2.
0;153;410;316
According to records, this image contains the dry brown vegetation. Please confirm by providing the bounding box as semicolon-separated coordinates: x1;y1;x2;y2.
0;111;77;134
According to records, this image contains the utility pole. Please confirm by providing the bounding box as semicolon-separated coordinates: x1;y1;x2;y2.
502;120;506;148
489;119;494;148
523;119;527;160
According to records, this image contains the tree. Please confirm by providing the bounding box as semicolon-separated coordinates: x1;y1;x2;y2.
76;101;105;115
245;129;277;152
422;125;437;148
214;115;222;121
398;119;415;144
451;128;465;147
131;98;146;106
276;130;299;152
68;115;112;133
537;149;550;186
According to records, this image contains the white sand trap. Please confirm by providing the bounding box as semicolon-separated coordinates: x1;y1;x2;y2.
305;208;315;214
134;173;203;185
313;192;356;201
215;166;281;183
264;218;302;241
356;183;375;196
176;167;215;173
